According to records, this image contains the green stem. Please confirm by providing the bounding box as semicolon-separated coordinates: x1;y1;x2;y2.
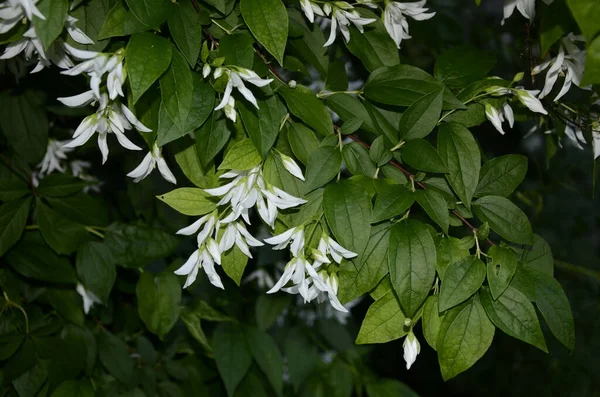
555;260;600;283
85;226;105;239
317;90;363;99
3;292;29;334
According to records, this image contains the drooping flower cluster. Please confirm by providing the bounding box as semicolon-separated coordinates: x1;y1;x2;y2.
501;0;554;25
484;86;548;135
127;142;177;185
383;1;435;48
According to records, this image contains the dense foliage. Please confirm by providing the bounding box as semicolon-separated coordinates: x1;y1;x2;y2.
0;0;598;395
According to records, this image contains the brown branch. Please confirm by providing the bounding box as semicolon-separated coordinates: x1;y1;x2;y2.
347;135;495;246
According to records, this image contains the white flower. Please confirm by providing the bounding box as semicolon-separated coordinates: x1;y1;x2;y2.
244;268;275;289
223;96;236;122
593;130;600;160
202;64;211;78
127;142;177;184
0;0;45;33
308;269;347;312
38;139;73;176
564;124;585;150
300;0;324;23
532;34;589;102
484;102;514;135
383;1;435;48
323;2;376;47
214;67;273;111
175;240;224;289
76;283;101;314
313;234;357;266
205;166;306;228
514;88;547;115
267;256;308;295
265;226;306;256
218;221;264;259
502;0;535;25
278;151;305;181
403;331;420;370
65;15;94;45
61;93;148;164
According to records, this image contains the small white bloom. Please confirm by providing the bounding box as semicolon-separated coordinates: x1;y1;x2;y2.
484;102;514;135
383;1;435;48
214;67;273;111
403;331;420;370
202;64;211;78
38;139;73;176
65;15;94;45
265;226;305;256
267;256;308;295
514;88;547;115
223;96;236;122
76;283;101;314
324;2;377;47
278;151;305;181
501;0;535;25
127;142;177;184
175;243;224;289
300;0;325;23
564;124;585;150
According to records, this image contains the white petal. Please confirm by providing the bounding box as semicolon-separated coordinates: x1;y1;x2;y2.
114;131;142;151
57;90;95;107
126;152;154;182
156;157;177;184
176;214;209;235
175;250;200;275
324;13;338;47
98;132;109;164
121;104;152;132
264;227;295;246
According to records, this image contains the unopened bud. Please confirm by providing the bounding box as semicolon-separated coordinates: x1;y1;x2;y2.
288;80;297;88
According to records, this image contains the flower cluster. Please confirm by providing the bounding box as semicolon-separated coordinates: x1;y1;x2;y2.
383;1;435;48
484;87;548;135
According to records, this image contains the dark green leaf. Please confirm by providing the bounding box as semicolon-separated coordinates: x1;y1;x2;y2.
399;89;443;141
239;95;286;158
279;85;333;136
137;271;182;338
245;327;283;395
76;241;116;302
371;184;414;223
304;145;342;193
326;94;374;133
369;136;392;166
97;0;147;40
47;288;84;325
366;379;419;397
97;330;134;384
439;256;486;312
287;122;319;166
285;328;318;392
342;142;377;177
423;295;443;350
435;236;471;279
50;379;94;397
37;201;87;255
125;0;171;27
325;60;349;91
434;46;496;88
475;155;528;198
0;179;30;201
32;0;68;50
219;31;255;70
566;0;600;43
356;291;407;344
0;197;30;257
255;294;290;331
213;323;252;397
195;111;232;168
37;174;90;197
415;189;450;234
400;139;448;173
126;33;172;103
240;0;288;65
522;234;554;275
486;245;518;300
472;196;533;245
168;0;204;66
222;245;249;286
263;151;305;198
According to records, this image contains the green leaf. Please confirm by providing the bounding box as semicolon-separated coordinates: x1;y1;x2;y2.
157;188;217;216
0;90;48;164
104;222;180;268
566;0;600;43
388;220;436;317
97;0;147;40
255;294;291;331
32;0;68;50
304;145;342;193
240;0;288;65
437;122;481;208
400;139;448;173
540;0;573;55
366;379;419;397
37;201;87;255
6;232;76;283
356;291;407;344
486;245;518;300
439;256;486;312
76;241;116;302
279;85;333;136
125;0;171;27
45;193;109;227
284;328;318;392
287;122;320;166
50;380;94;397
126;33;172;104
219;139;262;171
326;94;374;133
371;184;414;223
213;323;252;397
174;138;219;188
342;142;377;177
325;60;349;91
530;270;575;351
263;152;305;197
399;88;443;141
137;271;182;338
323;180;372;259
472;196;533;245
0;179;30;201
97;330;134;385
522;234;554;275
239;96;286;158
475;155;528;198
436;236;471;279
346;9;399;72
245;327;283;395
370;136;392;166
222;245;249;286
443;103;487;127
582;36;600;85
195;111;232;168
168;0;204;67
219;31;255;70
415;189;450;234
423;295;443;351
0;197;30;257
37;174;89;197
47;288;84;325
287;9;328;76
437;297;495;380
434;46;496;88
181;311;212;353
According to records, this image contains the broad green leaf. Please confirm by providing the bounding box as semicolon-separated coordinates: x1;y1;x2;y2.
50;380;94;397
159;49;193;132
366;379;419;397
213;323;253;397
284;328;318;392
388;220;436;317
415;189;449;233
174;138;219;189
304;146;342;193
522;234;554;275
364;101;400;145
540;0;573;55
434;46;496;88
219;31;255;70
279;85;333;136
37;201;87;255
456;77;511;102
137;271;181;338
346;9;399;72
219;139;262;171
480;286;547;352
76;241;116;302
239;95;286;158
443;103;487;127
45;194;109;228
168;0;203;67
472;196;533;244
195;111;232;168
582;36;600;85
475;155;528;198
287;122;319;166
126;33;172;103
37;174;89;197
342;142;377;177
6;232;76;283
0;197;30;257
3;337;36;381
439;256;486;312
356;291;407;344
47;288;84;325
422;295;443;350
326;94;375;133
32;0;68;50
240;0;288;65
181;311;212;353
263;152;305;198
125;0;171;27
287;9;328;76
157;188;216;216
97;0;147;40
186;300;232;322
255;294;291;331
0;335;24;361
486;245;518;300
437;122;480;208
97;330;134;384
0;91;48;164
0;179;30;201
245;327;283;395
371;184;414;223
566;0;600;43
104;222;179;268
437;297;494;381
510;265;537;302
370;136;392;167
530;270;575;351
399;88;443;141
323;180;372;259
325;60;349;91
436;236;470;279
222;245;249;286
400;139;448;173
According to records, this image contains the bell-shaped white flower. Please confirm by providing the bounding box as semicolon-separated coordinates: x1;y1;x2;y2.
38;139;73;176
323;2;376;47
76;283;101;314
514;88;547;115
175;240;224;289
127;142;177;184
214;67;273;111
403;331;421;370
278;151;305;181
65;15;94;45
308;268;347;312
502;0;535;25
383;1;435;48
267;256;308;295
484;102;514;135
218;221;264;259
265;226;306;256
